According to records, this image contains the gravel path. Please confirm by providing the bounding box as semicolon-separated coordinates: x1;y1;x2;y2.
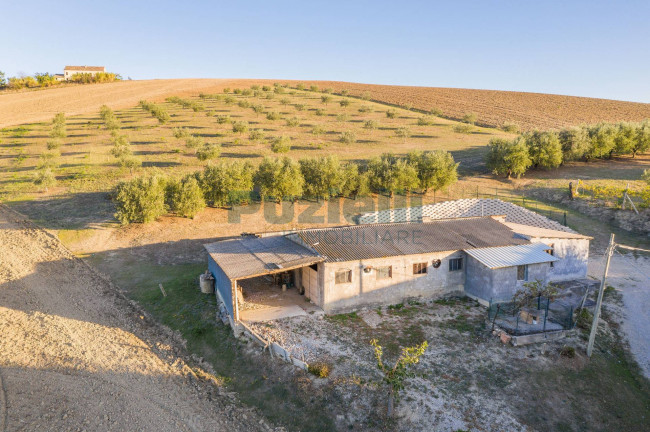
589;253;650;378
0;205;274;432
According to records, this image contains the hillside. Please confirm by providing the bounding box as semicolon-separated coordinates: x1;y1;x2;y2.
2;79;649;130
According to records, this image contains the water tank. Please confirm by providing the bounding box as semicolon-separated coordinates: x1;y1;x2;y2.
199;273;215;294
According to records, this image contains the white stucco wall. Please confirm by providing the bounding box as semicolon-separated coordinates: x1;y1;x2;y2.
528;237;589;281
319;251;465;313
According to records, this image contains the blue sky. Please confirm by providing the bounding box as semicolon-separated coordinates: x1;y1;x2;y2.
1;0;649;102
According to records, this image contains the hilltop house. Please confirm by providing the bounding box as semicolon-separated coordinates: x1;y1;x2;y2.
205;200;591;325
63;65;105;81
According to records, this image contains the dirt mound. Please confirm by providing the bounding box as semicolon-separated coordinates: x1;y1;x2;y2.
0;205;275;431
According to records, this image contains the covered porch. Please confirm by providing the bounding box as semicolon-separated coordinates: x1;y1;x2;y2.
205;234;324;325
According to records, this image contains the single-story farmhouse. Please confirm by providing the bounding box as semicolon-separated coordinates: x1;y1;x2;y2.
205;201;591;326
63;65;106;80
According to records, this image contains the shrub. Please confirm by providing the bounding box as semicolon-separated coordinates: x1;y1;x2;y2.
167;176;206;218
232;121;249;134
119;154;141;171
340;90;349;96
315;109;325;116
453;124;473;134
364;119;379;131
251;85;260;90
395;126;410;140
280;97;290;106
340;131;357;143
309;85;319;92
238;100;250;109
139;100;170;124
358;105;372;113
113;174;167;224
321;95;332;104
323;87;333;94
265;93;275;99
216;115;231;124
270;136;291;153
307;362;331;378
386;109;397;119
296;83;305;90
361;91;371;101
576;308;593;330
241;89;252;96
196;142;221;161
110;134;132;158
249;129;264;140
430;107;443;117
46;139;61;150
462;112;478;125
172;127;190;139
336;113;348;123
501;122;520;133
294;104;305;111
34;168;57;190
559;346;576;358
417;116;433;126
266;111;281;121
233;88;242;94
262;85;271;92
223;87;231;93
251;104;265;115
339;99;350;108
37;150;60;170
254;156;304;202
285;117;300;127
274;86;285;94
181;134;202;149
312;125;326;136
486;137;531;179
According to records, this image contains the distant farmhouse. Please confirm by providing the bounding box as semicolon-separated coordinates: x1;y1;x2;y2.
62;65;106;81
205;199;591;326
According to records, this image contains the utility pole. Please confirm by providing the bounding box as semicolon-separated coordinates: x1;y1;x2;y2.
587;233;615;358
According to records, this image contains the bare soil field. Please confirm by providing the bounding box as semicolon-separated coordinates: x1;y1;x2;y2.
302;81;650;131
0;205;276;432
2;79;649;131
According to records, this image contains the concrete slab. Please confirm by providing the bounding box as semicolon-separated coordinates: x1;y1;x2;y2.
240;305;307;322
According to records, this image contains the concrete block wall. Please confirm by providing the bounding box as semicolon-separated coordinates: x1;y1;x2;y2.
321;251;465;313
529;238;589;281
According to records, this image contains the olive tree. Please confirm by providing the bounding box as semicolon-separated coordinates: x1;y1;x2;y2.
486;137;531;179
299;155;343;200
339;163;370;199
113;174;167;224
254;157;304;202
407;150;458;193
168;175;206;218
587;123;617;160
200;161;254;206
524;131;563;169
632;121;650;158
558;126;590;162
367;153;419;196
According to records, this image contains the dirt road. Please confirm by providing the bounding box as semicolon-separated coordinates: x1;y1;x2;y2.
0;205;274;432
589;253;650;378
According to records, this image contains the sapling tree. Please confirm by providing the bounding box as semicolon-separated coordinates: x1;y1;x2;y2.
321;95;332;105
370;339;428;417
339;99;350;108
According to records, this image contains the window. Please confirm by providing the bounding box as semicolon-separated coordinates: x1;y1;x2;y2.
335;269;352;284
449;258;463;271
376;266;392;280
517;265;528;281
413;262;428;275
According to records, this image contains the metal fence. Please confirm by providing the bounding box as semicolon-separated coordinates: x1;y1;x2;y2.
487;295;575;336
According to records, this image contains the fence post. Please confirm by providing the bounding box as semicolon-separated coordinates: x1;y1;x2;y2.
568;305;573;328
495;187;498;199
543;298;549;334
476;185;479;199
563;212;567;226
488;297;493;319
537;294;541;310
491;304;501;332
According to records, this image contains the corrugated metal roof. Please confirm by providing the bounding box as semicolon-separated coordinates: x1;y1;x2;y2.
503;222;592;240
297;217;528;262
465;243;559;269
64;65;105;71
204;235;323;280
356;199;576;233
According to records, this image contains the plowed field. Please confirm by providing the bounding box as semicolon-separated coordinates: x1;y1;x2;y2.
2;79;649;131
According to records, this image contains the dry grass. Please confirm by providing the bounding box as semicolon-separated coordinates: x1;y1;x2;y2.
0;87;514;203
